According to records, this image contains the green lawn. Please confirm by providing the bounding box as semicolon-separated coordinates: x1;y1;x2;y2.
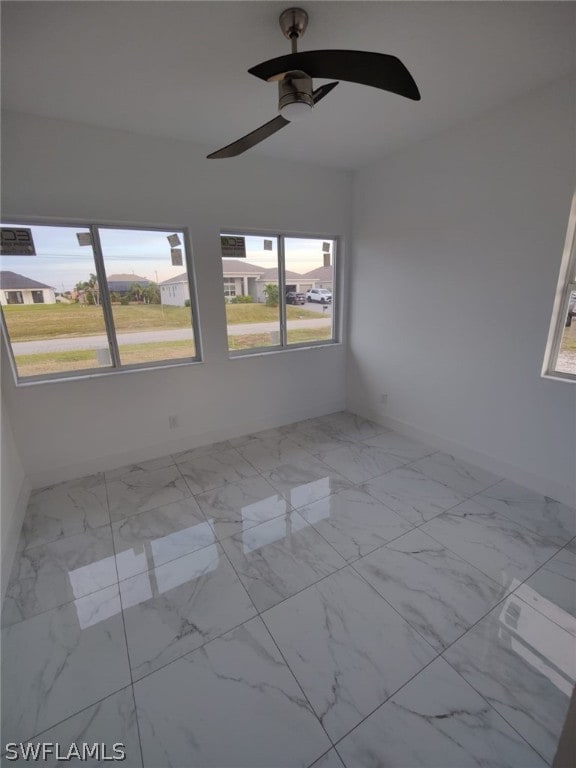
3;302;321;341
226;304;319;324
228;327;332;351
14;340;196;377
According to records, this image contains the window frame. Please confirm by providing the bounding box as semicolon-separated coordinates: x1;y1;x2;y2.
220;228;341;357
0;218;203;386
542;192;576;383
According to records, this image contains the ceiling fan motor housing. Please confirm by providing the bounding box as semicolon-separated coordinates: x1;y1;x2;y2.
278;70;314;111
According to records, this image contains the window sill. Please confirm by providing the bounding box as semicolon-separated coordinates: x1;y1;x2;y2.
540;371;576;384
12;357;203;387
229;340;342;360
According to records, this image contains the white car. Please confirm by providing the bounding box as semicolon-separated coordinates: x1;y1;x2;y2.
306;288;332;304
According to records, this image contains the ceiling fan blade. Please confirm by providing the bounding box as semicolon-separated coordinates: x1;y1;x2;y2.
207;114;290;158
249;50;420;101
312;81;339;103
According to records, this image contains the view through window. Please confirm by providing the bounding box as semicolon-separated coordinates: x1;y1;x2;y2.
543;193;576;382
553;288;576;378
0;223;199;381
221;233;337;353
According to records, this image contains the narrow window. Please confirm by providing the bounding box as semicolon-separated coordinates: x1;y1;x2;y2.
98;227;198;368
285;236;335;346
222;235;281;352
1;224;111;379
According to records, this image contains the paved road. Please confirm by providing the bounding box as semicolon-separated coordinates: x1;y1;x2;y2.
12;318;332;354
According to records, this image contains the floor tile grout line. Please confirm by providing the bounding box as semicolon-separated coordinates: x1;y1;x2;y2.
6;434;570;638
8;415;572;764
260;618;340;756
439;656;553;766
329;648;445;757
17;425;398;553
346;559;442;655
217;533;340;755
128;683;146;768
116;611;266;688
417;536;576;762
4;489;299;630
214;499;447;754
1;684;137;754
109;506;146;768
420;518;566;601
8;478;569;711
306;746;341;768
4;457;566;631
234;454;575;757
106;533;388;717
18;424;562;556
3;467;117;623
1;565;120;631
326;574;553;764
354;466;570;591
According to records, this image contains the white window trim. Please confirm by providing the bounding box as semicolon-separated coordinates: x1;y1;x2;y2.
220;229;341;356
0;219;203;385
542;191;576;383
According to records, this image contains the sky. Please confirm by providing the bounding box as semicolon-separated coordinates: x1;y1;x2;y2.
0;225;334;291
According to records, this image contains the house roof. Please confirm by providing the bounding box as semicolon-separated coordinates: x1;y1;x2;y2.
107;273;149;282
161;261;266;286
259;267;303;281
159;272;187;286
222;259;265;276
303;266;333;281
0;270;53;290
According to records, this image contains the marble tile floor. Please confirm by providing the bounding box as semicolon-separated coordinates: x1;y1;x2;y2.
2;411;575;768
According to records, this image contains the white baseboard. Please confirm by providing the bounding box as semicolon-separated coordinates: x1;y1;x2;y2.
1;476;31;599
28;398;347;489
351;405;576;508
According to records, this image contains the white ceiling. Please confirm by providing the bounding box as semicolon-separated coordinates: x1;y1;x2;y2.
2;1;575;169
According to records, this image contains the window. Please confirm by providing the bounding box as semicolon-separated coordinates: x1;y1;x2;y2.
542;192;576;382
221;231;338;354
223;277;237;299
0;222;200;383
5;291;23;305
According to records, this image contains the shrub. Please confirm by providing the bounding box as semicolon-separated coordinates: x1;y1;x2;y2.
230;295;253;304
120;296;130;306
263;284;279;307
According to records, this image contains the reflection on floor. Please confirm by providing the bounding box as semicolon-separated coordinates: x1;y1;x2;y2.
2;412;575;767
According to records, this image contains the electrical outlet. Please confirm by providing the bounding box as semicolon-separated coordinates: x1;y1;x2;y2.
168;415;179;430
380;393;388;405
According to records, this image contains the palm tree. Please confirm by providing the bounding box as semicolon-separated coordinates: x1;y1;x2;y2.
129;282;144;303
142;282;160;304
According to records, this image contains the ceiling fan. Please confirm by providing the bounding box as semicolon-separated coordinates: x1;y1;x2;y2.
207;6;420;159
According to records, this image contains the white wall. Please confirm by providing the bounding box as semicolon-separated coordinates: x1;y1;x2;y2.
348;77;576;505
1;112;351;487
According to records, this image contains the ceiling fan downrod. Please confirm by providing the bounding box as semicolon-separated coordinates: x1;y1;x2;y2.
279;7;309;54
